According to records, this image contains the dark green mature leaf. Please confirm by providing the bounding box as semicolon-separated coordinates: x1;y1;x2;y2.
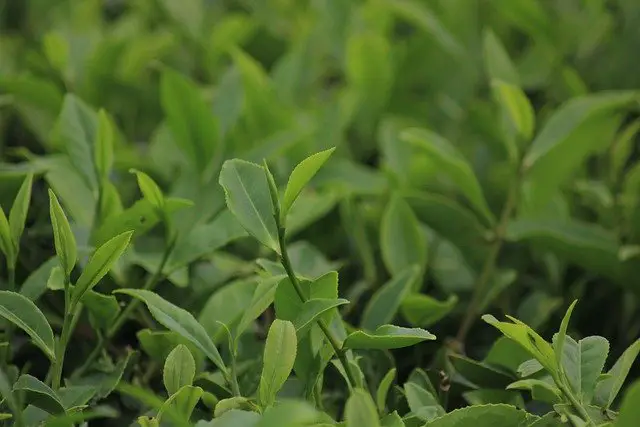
219;159;279;253
402;128;495;225
345;389;380;427
0;207;15;265
20;257;58;301
71;231;133;308
483;30;519;86
404;382;445;421
344;325;435;350
82;290;121;330
507;379;562;404
161;68;219;175
48;189;77;278
401;294;457;328
380;196;427;277
114;289;227;375
259;320;297;407
13;375;65;414
137;330;205;373
449;354;514;389
594;339;640;408
163;345;196;396
422;404;536;426
0;291;55;360
281;148;336;223
8;173;33;253
617;380;640;427
361;266;419;331
293;298;349;336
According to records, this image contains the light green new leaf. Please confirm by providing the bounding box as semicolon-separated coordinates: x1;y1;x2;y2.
594;339;640;408
163;345;196;396
219;159;279;253
380;411;405;427
95;109;114;181
422;403;536;427
281;148;335;223
259;320;297;407
402;128;495;225
9;173;33;252
491;79;535;142
130;170;164;210
557;335;609;404
0;207;14;264
361;266;419;331
616;380;640;427
13;374;65;414
0;367;19;423
235;275;287;342
449;354;514;389
380;196;427;277
48;189;77;278
160;68;219;174
483;29;519;85
158;385;203;422
482;314;557;376
401;294;457;328
71;231;133;308
0;291;55;360
256;400;320;427
404;382;445;421
344;325;435;350
555;300;578;372
114;289;227;374
293;298;349;337
345;389;380;427
377;368;396;414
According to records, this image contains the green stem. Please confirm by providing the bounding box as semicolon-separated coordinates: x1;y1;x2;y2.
51;277;74;390
276;222;358;389
229;353;241;397
559;382;595;426
456;170;520;345
72;239;174;379
2;266;15;366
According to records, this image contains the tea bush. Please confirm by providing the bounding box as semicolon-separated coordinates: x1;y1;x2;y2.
0;1;639;426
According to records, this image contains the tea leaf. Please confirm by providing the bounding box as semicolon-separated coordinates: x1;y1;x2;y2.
236;275;287;341
0;207;14;264
421;404;536;426
558;335;609;404
9;173;33;253
114;289;227;374
292;298;349;337
13;374;65;414
0;291;55;360
402;128;495;225
594;339;640;408
361;266;419;331
344;325;435;350
94;109;114;182
163;345;196;396
483;29;519;85
158;385;203;422
259;320;297;407
401;294;457;328
404;382;445;421
219;159;279;253
71;231;133;308
130;169;164;211
449;354;514;389
491;79;535;142
345;389;380;427
281;148;335;223
555;300;578;373
380;196;427;277
616;380;640;427
48;189;77;278
376;368;396;414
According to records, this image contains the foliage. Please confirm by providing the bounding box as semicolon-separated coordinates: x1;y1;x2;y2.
0;0;639;426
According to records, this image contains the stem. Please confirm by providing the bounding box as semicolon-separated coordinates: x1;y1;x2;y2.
559;382;595;426
229;353;241;397
456;170;520;344
2;266;15;365
72;240;174;379
51;277;74;390
276;221;358;389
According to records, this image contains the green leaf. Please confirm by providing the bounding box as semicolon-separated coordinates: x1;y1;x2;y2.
158;385;203;422
259;320;297;407
345;389;380;427
71;231;133;308
404;382;445;421
236;275;286;341
0;207;14;264
137;330;205;373
555;300;578;374
449;354;514;389
0;291;55;360
130;169;164;211
293;298;349;337
275;271;338;323
376;368;396;414
594;339;640;408
463;389;525;407
380;196;427;277
94;109;114;182
344;325;435;350
114;289;227;374
9;173;33;253
507;379;562;404
163;345;196;396
558;335;609;404
256;401;320;427
13;374;65;414
491;79;535;142
401;294;457;328
483;29;519;85
219;159;279;253
48;189;77;278
616;380;640;427
82;290;121;330
20;257;58;301
482;314;557;376
422;404;536;427
281;148;335;223
402;128;495;225
0;367;18;422
361;266;419;331
381;411;404;427
160;68;219;174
